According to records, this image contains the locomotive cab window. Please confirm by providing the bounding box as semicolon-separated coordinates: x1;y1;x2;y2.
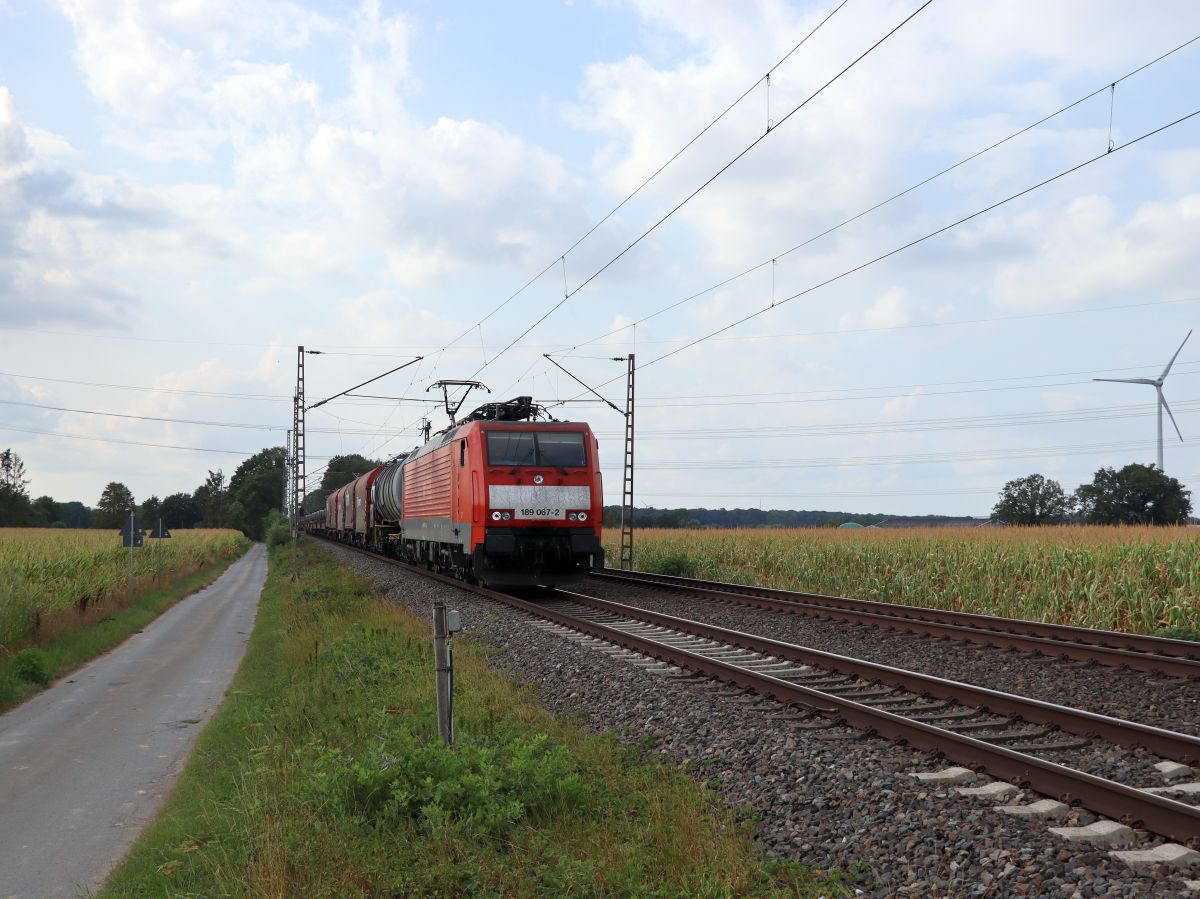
459;439;466;466
536;432;587;468
486;430;586;468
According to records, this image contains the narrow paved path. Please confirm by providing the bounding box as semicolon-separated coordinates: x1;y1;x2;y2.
0;543;266;899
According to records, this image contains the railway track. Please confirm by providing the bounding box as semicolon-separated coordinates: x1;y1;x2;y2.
590;568;1200;679
324;540;1200;848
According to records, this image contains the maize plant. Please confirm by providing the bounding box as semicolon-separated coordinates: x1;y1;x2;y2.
606;525;1200;634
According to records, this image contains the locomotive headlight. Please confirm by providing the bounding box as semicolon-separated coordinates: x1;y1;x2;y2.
501;511;513;521
577;512;588;522
491;511;502;521
567;512;578;521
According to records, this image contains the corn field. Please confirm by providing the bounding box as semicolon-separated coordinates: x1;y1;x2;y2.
0;528;249;652
606;526;1200;634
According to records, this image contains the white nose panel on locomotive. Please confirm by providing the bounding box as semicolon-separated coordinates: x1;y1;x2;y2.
488;485;591;520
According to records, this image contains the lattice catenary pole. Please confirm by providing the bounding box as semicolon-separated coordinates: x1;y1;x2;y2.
619;354;635;570
291;346;306;539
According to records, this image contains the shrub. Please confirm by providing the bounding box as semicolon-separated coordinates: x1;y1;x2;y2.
652;552;697;578
304;718;586;838
12;648;49;685
263;510;291;548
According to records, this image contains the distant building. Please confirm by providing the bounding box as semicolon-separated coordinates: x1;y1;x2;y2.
868;516;994;529
839;521;864;529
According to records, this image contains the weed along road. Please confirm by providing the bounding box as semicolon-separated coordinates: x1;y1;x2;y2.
0;543;266;899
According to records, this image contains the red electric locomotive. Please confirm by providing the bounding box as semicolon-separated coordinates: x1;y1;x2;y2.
321;397;604;587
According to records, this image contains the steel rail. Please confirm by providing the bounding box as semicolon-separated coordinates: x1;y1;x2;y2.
593;568;1200;658
557;588;1200;764
315;540;1200;844
590;569;1200;678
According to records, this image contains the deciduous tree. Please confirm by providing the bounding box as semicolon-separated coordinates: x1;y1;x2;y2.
140;495;163;527
992;474;1074;525
30;495;61;527
228;447;287;539
1075;464;1192;525
161;492;201;529
94;482;136;529
0;448;32;525
194;469;228;527
304;453;381;514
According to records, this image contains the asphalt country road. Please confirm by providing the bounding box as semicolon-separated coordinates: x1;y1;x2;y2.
0;543;265;899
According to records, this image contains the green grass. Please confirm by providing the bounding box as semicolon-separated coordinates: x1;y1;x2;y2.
100;541;847;898
0;551;249;713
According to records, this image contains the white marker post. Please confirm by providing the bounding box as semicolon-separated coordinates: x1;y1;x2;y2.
433;600;461;746
120;511;143;605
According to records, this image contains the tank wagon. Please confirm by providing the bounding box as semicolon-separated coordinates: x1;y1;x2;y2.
317;397;604;587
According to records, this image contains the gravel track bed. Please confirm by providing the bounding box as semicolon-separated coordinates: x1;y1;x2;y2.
326;544;1197;897
580;578;1200;742
544;599;1177;792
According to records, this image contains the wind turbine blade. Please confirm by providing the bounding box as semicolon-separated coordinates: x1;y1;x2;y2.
1093;377;1157;385
1160;328;1193;381
1161;391;1185;442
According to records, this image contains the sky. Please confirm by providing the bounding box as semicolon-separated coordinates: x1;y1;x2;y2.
0;0;1198;518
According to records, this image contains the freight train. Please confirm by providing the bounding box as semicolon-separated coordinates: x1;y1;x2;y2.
301;397;604;587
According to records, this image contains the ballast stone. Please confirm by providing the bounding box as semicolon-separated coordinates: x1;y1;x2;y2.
910;766;975;785
1142;782;1200;796
1108;843;1200;872
1048;820;1136;848
994;798;1070;820
956;781;1017;799
1154;761;1194;781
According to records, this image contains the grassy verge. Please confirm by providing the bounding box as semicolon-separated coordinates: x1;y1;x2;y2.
0;548;250;713
100;541;846;897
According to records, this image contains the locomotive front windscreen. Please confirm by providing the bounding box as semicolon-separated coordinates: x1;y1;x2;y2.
486;430;587;468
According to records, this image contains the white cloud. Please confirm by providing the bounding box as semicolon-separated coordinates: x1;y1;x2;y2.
989;193;1200;310
0;88;31;172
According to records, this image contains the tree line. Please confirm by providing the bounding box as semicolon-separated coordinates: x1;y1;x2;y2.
0;446;289;540
992;464;1192;525
3;446;1191;535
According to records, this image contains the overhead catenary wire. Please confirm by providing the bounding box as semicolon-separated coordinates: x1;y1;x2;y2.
599;437;1188;472
560;32;1200;355
0;370;289;401
475;0;935;378
305;356;423;411
426;0;854;370
589;399;1200;441
551;104;1200;406
0;423;328;460
0;398;419;435
560;364;1200;410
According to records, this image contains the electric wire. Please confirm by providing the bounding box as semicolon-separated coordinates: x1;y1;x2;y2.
0;370;289;401
474;0;935;378
0;423;330;459
559;33;1200;355
590;399;1200;441
554;105;1200;405
0;398;416;435
427;0;854;371
598;437;1187;472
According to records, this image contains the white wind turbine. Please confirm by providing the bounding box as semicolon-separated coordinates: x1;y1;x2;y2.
1094;329;1192;472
